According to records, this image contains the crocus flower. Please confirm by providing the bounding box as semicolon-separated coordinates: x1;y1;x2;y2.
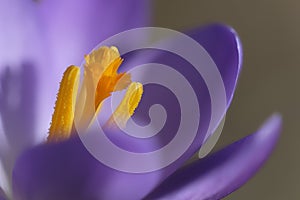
0;0;149;198
0;1;282;200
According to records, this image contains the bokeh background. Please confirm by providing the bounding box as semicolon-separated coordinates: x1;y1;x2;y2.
154;0;299;199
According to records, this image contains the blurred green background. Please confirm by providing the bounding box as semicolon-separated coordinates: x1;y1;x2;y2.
154;0;299;199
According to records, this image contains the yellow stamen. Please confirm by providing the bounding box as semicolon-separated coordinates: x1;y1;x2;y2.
48;66;80;142
48;46;144;142
105;82;144;128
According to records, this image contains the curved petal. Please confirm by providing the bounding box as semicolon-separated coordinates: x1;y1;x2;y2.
12;137;163;200
108;23;242;177
189;23;242;104
119;23;242;144
12;24;243;200
146;114;282;200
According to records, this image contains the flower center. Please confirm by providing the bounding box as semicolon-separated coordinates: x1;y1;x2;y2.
47;46;143;142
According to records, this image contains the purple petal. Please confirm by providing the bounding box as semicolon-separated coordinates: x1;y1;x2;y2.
0;187;7;200
12;137;163;200
103;24;242;169
119;23;242;145
189;24;242;103
146;114;282;200
12;24;243;200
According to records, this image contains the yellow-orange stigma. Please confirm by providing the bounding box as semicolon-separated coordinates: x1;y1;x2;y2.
95;57;131;109
47;46;143;142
